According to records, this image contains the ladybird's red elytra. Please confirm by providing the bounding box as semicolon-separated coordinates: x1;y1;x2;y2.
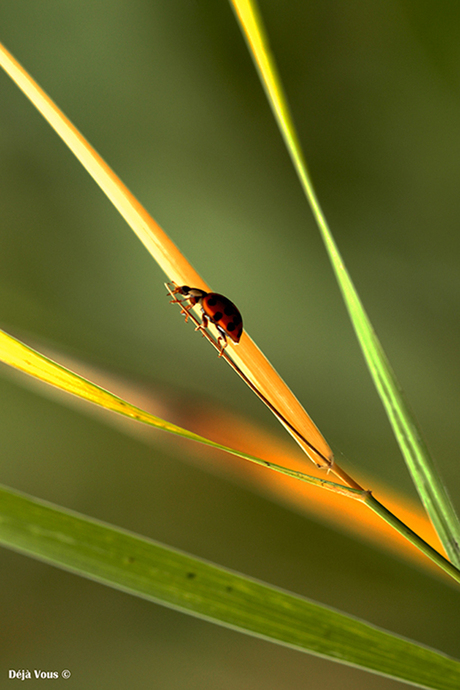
169;284;243;356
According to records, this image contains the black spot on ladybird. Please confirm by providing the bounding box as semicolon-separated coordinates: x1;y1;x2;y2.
213;311;223;321
226;322;236;332
224;305;235;316
207;296;218;306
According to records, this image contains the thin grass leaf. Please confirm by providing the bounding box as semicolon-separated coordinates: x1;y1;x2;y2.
0;483;459;690
0;328;351;495
229;0;460;567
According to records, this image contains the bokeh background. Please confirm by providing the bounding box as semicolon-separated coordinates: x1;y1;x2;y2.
1;1;460;688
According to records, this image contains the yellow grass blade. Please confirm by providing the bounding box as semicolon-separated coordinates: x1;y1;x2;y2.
0;328;355;498
0;40;334;471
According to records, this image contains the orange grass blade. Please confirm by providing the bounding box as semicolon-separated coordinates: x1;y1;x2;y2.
0;41;334;470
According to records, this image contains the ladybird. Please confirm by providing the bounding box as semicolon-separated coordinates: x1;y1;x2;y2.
170;285;243;355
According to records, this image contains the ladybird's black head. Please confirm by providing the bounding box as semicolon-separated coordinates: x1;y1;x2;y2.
181;286;208;301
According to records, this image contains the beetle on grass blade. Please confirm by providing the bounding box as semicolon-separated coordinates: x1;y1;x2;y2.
168;284;243;356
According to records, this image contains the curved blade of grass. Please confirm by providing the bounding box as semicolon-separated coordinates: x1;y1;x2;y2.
2;327;460;584
0;40;333;470
229;0;460;566
1;484;459;690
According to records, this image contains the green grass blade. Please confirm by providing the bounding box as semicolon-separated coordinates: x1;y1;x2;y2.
0;484;459;689
229;0;460;566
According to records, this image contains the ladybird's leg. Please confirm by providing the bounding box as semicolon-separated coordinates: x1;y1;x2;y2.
194;312;208;337
170;294;198;323
169;291;183;302
167;283;187;303
180;303;193;322
216;335;228;357
166;281;179;294
215;326;228;357
169;295;190;319
169;296;183;307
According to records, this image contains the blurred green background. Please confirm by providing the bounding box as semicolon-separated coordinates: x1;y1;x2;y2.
1;1;460;687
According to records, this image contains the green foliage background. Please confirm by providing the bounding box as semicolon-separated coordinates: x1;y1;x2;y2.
1;1;459;688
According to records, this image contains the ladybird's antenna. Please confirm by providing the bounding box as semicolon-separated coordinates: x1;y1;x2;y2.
165;281;334;469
